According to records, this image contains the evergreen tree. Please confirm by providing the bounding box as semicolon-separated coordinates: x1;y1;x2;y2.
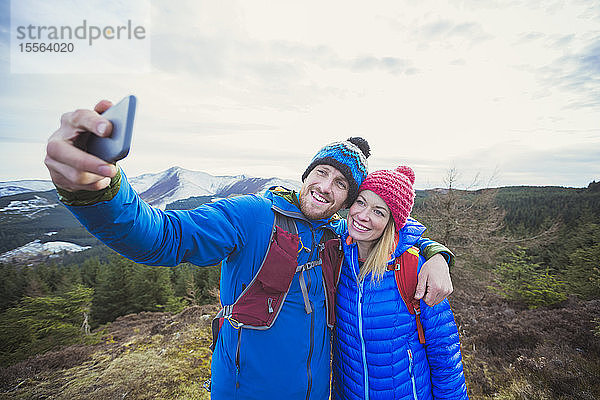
173;264;199;306
588;180;600;192
91;255;187;324
0;263;28;312
194;264;221;304
79;256;101;288
91;256;135;325
0;285;93;367
130;263;180;312
491;248;567;308
562;221;600;299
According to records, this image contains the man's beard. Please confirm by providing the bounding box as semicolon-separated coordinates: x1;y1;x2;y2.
298;187;339;220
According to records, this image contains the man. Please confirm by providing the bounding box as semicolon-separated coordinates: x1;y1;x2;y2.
45;100;454;399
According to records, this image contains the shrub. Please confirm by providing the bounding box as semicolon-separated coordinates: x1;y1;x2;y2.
594;318;600;338
0;285;95;367
491;249;567;308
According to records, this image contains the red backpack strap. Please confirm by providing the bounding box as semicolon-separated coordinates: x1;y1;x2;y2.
387;246;425;344
321;237;343;328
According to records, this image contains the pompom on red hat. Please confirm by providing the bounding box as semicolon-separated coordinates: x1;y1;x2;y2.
358;166;415;230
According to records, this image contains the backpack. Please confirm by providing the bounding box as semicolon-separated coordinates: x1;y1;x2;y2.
209;208;342;351
386;246;425;344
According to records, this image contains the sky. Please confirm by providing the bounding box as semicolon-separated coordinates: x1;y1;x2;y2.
0;0;598;189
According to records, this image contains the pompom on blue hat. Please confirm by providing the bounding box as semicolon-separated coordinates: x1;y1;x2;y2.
302;137;370;205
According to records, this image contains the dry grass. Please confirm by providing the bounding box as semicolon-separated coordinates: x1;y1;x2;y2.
450;257;600;400
0;306;217;400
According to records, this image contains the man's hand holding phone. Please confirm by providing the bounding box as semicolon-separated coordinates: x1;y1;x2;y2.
45;96;136;192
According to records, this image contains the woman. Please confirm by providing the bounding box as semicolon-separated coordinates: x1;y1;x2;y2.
332;166;468;400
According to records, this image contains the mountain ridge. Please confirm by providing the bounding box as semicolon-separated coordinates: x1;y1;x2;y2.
0;180;55;197
0;167;302;261
0;167;302;210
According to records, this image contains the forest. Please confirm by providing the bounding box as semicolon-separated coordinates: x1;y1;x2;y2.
0;180;599;399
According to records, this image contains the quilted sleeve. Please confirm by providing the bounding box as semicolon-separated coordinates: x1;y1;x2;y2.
63;168;265;268
416;237;456;268
420;298;469;399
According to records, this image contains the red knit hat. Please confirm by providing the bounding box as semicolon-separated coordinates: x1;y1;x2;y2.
358;166;415;230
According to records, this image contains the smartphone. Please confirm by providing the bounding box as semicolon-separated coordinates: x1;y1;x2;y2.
76;95;137;164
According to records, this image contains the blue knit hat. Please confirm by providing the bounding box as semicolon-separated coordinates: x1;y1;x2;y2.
302;137;370;205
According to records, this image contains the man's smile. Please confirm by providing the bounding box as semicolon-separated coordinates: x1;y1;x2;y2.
311;190;330;204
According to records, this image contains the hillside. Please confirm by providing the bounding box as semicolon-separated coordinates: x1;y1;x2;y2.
0;305;218;400
1;270;598;399
448;261;600;399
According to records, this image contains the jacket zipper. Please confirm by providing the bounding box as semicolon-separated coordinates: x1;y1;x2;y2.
235;328;242;390
407;348;418;400
306;278;314;400
305;227;317;400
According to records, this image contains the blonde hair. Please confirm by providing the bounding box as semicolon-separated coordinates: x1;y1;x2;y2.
357;218;396;282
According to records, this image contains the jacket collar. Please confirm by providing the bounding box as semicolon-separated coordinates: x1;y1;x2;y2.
342;217;426;261
392;217;426;258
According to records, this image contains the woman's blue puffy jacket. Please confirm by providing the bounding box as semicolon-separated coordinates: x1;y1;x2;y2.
332;218;468;400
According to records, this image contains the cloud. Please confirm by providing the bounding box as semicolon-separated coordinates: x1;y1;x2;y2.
549;34;575;49
0;136;45;144
349;56;415;75
517;31;545;44
151;28;417;83
0;0;597;188
416;20;493;47
144;117;277;136
372;136;600;189
459;141;600;188
450;58;466;66
0;0;9;68
148;4;422;82
500;145;600;187
541;38;600;109
151;34;230;78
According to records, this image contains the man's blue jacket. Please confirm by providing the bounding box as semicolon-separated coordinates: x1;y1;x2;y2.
63;170;449;400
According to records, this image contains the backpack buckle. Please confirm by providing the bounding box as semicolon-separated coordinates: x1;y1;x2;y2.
296;259;323;272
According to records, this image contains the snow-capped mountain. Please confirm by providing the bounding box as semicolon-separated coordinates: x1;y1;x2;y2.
1;167;302;211
130;167;242;209
0;239;91;264
128;166;301;209
0;180;55;197
0;167;302;263
0;195;58;218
